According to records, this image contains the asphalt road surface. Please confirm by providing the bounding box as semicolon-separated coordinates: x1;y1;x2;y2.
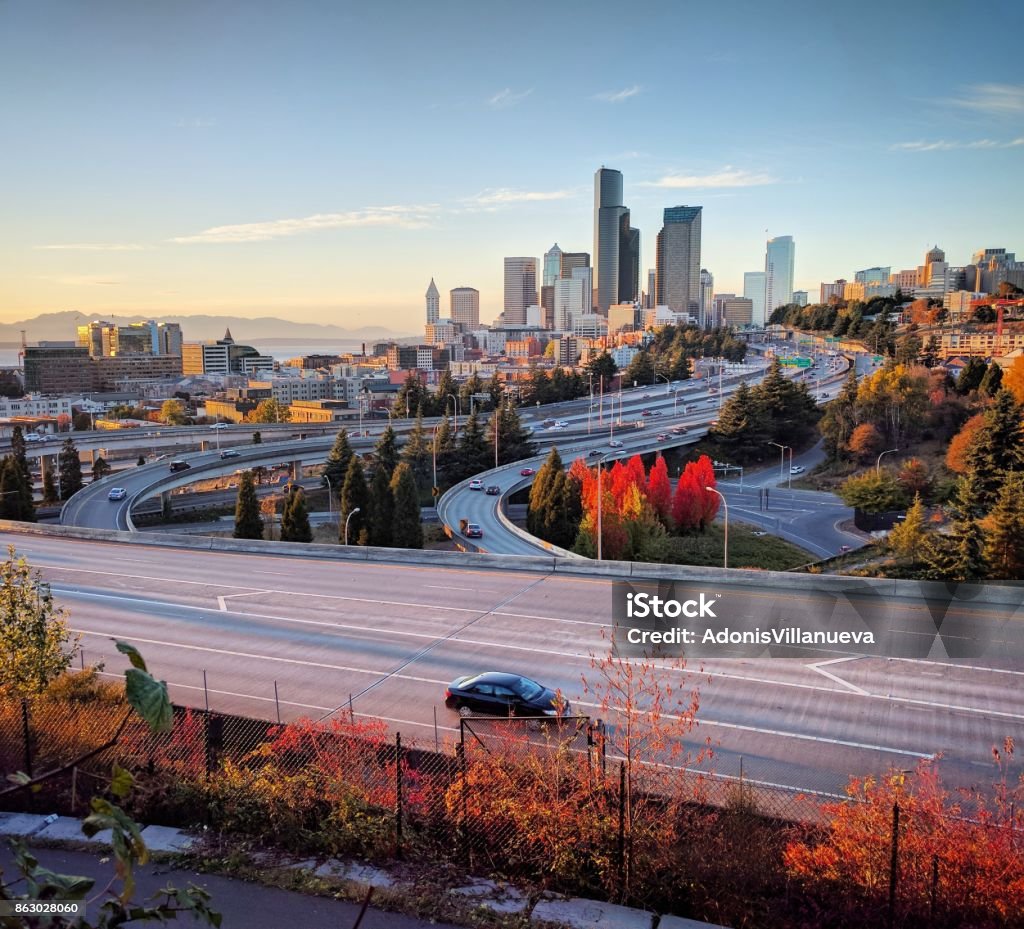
11;530;1022;801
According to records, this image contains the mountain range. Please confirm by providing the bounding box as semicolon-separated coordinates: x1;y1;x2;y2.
0;311;410;344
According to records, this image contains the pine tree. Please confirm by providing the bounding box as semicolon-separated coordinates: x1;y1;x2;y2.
252;430;262;444
233;471;263;539
322;429;354;501
137;455;146;466
392;370;426;418
373;425;400;482
978;362;1003;397
340;455;369;544
280;486;312;543
432;369;456;418
390;462;423;549
401;409;432;492
981;475;1024;579
0;457;33;521
92;456;111;482
492;402;535;466
962;389;1024;512
9;426;32;490
711;381;767;461
485;372;504;410
528;448;563;536
42;468;58;506
433;414;455;490
888;493;927;559
450;412;490;483
923;519;987;581
57;438;83;501
367;464;394;547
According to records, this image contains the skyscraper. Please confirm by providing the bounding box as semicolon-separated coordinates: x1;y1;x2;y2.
593;167;630;315
542;244;562;288
646;269;657;309
619;221;640;305
743;271;767;326
765;236;795;312
450;287;480;330
503;257;538;326
655;206;702;318
553;278;584;331
425;278;440;325
699;269;714;328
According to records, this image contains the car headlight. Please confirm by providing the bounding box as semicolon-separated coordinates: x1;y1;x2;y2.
543;708;557;716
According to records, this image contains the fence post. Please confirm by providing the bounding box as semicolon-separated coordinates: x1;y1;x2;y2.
274;681;281;724
20;699;33;779
888;801;900;929
395;733;403;857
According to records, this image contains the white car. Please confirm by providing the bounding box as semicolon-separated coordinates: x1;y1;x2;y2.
210;423;230;430
107;487;127;501
608;439;624;448
468;479;484;491
790;466;806;475
555;420;570;428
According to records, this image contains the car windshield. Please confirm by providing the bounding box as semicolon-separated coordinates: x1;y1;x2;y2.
513;676;543;700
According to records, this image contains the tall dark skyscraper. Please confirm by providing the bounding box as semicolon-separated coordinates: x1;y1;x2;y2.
619;220;640;304
593;167;631;315
656;205;702;318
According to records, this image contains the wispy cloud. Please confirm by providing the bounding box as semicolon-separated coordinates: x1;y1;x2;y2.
171;205;439;244
945;83;1024;116
35;243;146;251
463;188;575;209
593;85;641;104
642;167;778;189
892;137;1024;152
487;87;532;109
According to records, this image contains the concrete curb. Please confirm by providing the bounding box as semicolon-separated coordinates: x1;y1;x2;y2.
0;813;194;854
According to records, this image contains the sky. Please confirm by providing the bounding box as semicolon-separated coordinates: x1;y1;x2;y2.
1;0;1022;335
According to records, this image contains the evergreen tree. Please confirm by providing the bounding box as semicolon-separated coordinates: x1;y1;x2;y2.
373;425;400;482
710;381;766;460
322;428;354;501
433;414;455;490
978;362;1003;397
252;430;262;444
42;468;58;506
137;455;146;466
367;464;394;547
392;370;426;418
819;368;860;458
962;389;1024;512
280;486;313;543
956;358;987;395
390;462;423;549
887;493;927;559
432;369;457;418
10;426;32;490
91;456;111;482
450;412;490;483
624;350;656;387
459;372;483;414
0;457;33;521
981;475;1024;579
923;519;987;581
485;372;504;410
492;402;535;466
233;471;263;539
340;455;369;544
584;352;618;379
57;437;83;501
528;448;563;536
401;409;433;493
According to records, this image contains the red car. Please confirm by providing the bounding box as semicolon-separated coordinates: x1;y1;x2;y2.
520;467;536;476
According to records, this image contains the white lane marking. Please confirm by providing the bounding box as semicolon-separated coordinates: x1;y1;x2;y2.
217;590;269;611
808;656;870;695
576;700;933;759
426;585;475;591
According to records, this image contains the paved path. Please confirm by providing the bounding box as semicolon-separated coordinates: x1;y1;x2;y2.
0;846;462;929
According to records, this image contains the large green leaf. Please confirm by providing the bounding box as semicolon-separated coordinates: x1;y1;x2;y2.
124;668;173;732
115;640;148;671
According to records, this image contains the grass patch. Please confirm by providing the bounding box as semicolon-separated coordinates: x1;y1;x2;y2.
650;522;815;571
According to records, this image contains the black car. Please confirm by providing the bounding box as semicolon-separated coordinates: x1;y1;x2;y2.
485;485;500;495
169;460;191;472
444;672;568;719
220;449;240;459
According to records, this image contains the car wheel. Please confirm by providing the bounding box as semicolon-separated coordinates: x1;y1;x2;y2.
458;705;473;718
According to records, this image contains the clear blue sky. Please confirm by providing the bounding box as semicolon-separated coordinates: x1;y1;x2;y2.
1;0;1021;334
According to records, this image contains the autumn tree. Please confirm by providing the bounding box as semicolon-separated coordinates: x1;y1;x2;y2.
887;494;927;558
233;471;263;540
247;398;290;423
0;546;77;696
838;471;907;513
847;422;882;462
1004;355;1024;405
645;455;673;525
896;457;931;498
946;413;985;474
160;398;188;425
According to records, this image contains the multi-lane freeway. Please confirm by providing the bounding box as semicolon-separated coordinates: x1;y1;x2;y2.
8;528;1021;801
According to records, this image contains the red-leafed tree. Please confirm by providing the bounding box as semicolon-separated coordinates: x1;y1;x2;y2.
690;455;720;529
646;455;673;524
672;467;702;531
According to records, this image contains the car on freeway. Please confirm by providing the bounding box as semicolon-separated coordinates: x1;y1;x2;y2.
220;449;240;459
790;465;806;475
643;393;652;399
444;671;568;718
684;404;697;413
555;420;570;428
210;423;230;430
641;409;652;416
542;419;556;427
751;530;768;537
818;393;829;399
169;460;191;472
608;439;624;448
656;433;668;441
519;467;536;476
670;425;688;434
648;410;662;416
464;523;483;539
706;398;717;405
468;479;484;491
485;485;500;495
23;433;45;442
107;487;127;501
588;449;603;457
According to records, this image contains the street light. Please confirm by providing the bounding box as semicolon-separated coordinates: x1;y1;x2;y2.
595;454;608;560
876;448;898;475
431;423;442;502
343;507;361;545
769;441;789;481
448;394;460;433
323;473;333;516
656;372;671;395
705;486;728;569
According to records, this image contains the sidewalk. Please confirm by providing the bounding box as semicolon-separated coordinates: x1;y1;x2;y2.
0;845;462;929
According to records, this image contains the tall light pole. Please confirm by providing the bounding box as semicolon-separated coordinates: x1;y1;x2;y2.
431;423;441;502
344;507;361;546
877;448;898;475
769;441;789;481
595;454;608;560
494;403;500;469
323;474;333;517
705;486;728;569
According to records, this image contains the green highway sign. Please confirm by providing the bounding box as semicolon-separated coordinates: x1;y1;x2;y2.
796;357;812;368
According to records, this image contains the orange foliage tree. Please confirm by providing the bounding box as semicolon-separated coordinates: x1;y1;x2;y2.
945;413;985;473
847;422;883;461
1004;355;1024;405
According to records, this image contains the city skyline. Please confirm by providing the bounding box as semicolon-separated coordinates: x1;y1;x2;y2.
2;0;1022;330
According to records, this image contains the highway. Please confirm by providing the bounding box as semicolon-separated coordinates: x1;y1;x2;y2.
8;529;1021;801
